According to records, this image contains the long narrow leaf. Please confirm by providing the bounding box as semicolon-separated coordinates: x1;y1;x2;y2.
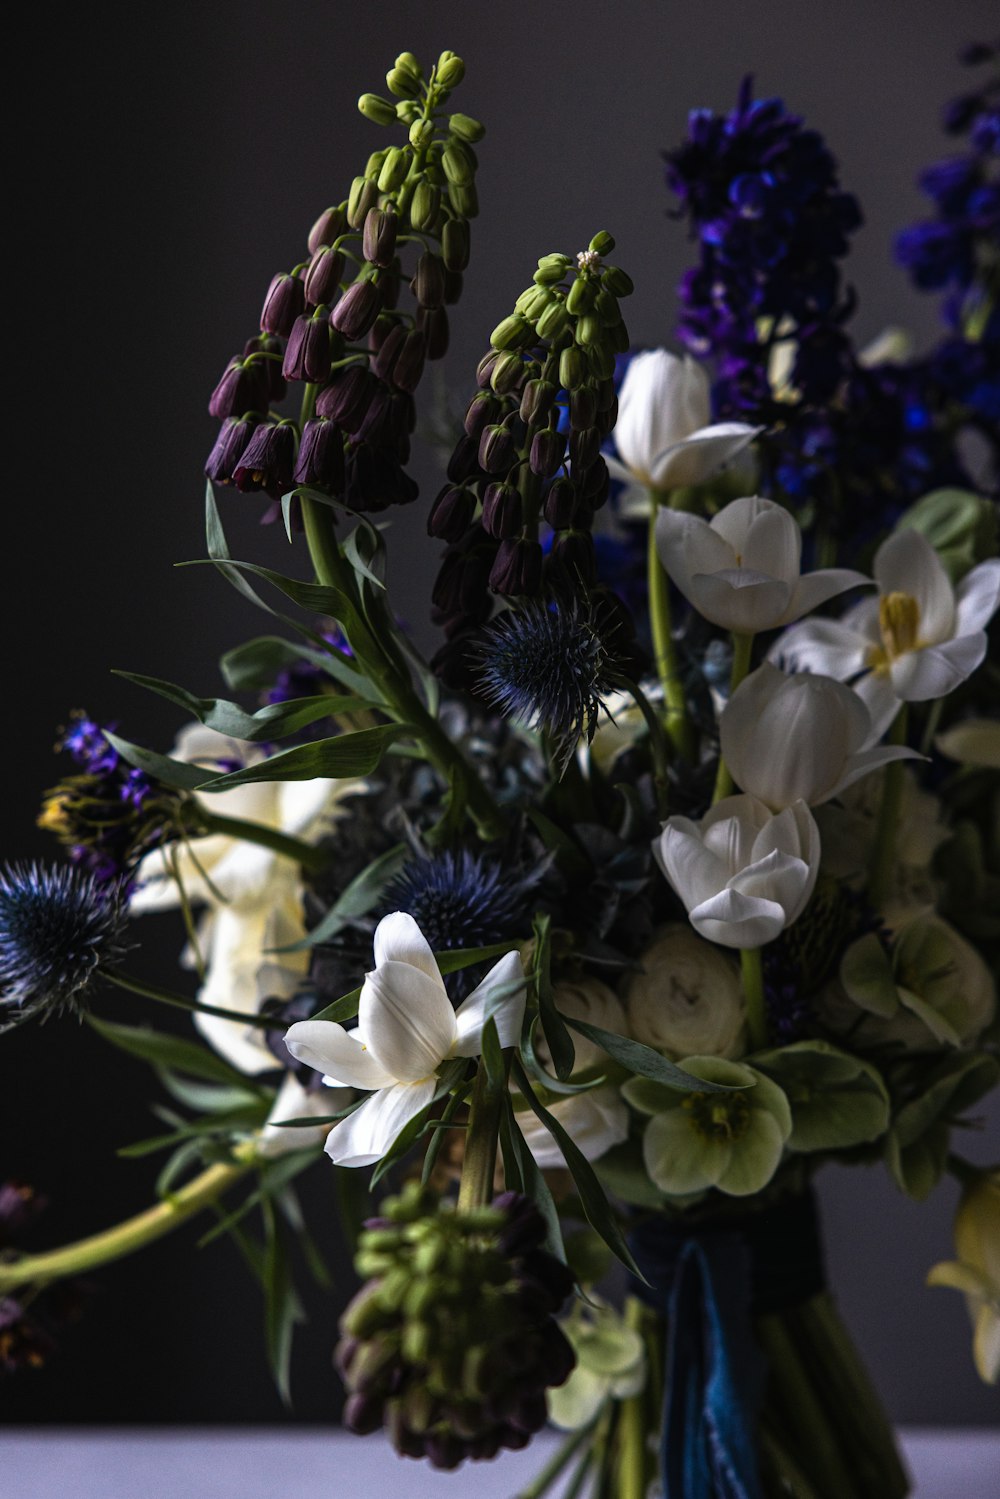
284;843;409;951
499;1095;566;1264
564;1016;744;1094
195;724;410;789
113;670;374;742
88;1015;252;1086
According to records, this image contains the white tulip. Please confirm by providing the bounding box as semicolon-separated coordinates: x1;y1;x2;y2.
284;913;526;1168
654;794;820;949
720;663;918;811
605;350;759;504
655;495;867;635
256;1073;351;1158
625;925;747;1058
515;1086;629;1170
771;529;1000;736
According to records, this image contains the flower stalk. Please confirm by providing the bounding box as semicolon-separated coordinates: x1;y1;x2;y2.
712;630;754;803
741;945;769;1051
456;1054;507;1213
867;704;910;911
647;489;694;762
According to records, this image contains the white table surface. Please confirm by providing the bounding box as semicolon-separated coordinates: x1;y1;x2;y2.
1;1428;997;1498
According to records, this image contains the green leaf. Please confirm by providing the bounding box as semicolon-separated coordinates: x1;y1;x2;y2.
511;1058;644;1281
564;1016;741;1094
309;986;363;1025
195;724;410;789
532;914;576;1082
481;1015;506;1092
220;634;372;699
88;1015;252;1086
262;1197;304;1406
342;518;387;592
285;843;409;951
499;1094;566;1264
102;732;210;792
521;1015;605;1096
155;1138;207;1200
114;670;374;743
197;1149;318;1249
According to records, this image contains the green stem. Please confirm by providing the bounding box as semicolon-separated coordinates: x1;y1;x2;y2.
193;809;329;875
741;946;769;1052
0;1160;251;1293
107;971;278;1030
514;1424;595;1499
867;704;909;911
456;1057;505;1212
615;676;673;818
711;631;754;804
647;489;694;762
618;1296;649;1499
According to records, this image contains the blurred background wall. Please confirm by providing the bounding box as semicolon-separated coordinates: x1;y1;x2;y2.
4;0;997;1426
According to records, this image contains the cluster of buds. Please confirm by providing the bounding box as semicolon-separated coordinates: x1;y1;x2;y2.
205;50;481;515
336;1184;575;1469
428;234;634;676
38;716;183;885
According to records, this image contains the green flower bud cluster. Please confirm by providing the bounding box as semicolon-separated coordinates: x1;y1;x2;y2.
427;234;634;647
336;1184;575;1470
207;49;481;516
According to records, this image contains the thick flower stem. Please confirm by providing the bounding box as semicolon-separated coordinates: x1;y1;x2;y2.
457;1056;505;1213
867;705;910;912
741;946;769;1051
617;1296;650;1499
299;494;505;838
0;1161;251;1294
647;490;694;763
514;1424;595;1499
711;630;754;803
193;809;329;875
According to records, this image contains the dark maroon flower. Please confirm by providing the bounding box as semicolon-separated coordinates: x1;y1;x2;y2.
205;415;258;484
243;335;286;402
447;433;482;485
282;313;332;383
293;418;345;491
260;272;305;337
428;485;475;541
208;357;269;420
308;205;346;255
489;537;542;596
316;364;378;428
546;529;596;585
331;279;383;340
417;305;449;359
464;392;502;440
412;250;446;308
304;246;345;307
346;382;390;443
362;208;398;268
528;426;565;478
478;424;517;474
233;421;297;493
542;477;579;530
345;443;418;511
481;482;522;538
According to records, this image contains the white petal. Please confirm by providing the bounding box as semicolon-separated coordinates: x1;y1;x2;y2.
781;568;871;625
821;744;923;805
603;453;635;486
655;509;734;602
657;817;731;909
360;962;456;1082
652;424;760;491
699;796;770;874
258;1076;349;1158
284;1019;395;1089
731;849;815;924
687;570;792;633
874;529;955;644
688;888;788;948
954;559;1000;637
768;617;870;680
453;951;527;1056
323;1079;436;1168
373;911;442;983
852;672;902;743
890;634;988;701
516;1087;628;1171
737;499;800;584
276;776;340;838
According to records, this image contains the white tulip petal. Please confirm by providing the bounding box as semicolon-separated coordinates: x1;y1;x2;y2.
658;819;732;909
821;743;922;805
954;559;1000;636
731;850;815;924
517;1087;628;1171
277;775;343;837
782;568;871;625
323;1079;436;1168
853;672;902;743
651;424;761;491
373;911;442;983
603;453;636;486
737;501;800;584
359;961;457;1082
453;951;527;1056
874;529;955;644
768;617;870;679
688;888;788;949
688;571;792;633
890;633;988;701
284;1019;395;1090
699;799;768;873
655;509;734;600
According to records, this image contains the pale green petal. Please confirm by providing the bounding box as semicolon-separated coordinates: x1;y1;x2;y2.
716;1109;785;1196
643;1110;731;1196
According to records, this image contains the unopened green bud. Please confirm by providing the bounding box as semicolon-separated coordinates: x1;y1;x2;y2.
364;150;388;181
594;286;620;325
442;216;470;271
395;99;420;123
436;52;466;89
409;118;435;151
342;1281;391;1339
347;176;380;229
411;180;441;233
601;264;634;297
491;313;533;351
401;1319;431;1365
575;313;604;347
442;141;475;186
491;350;527;395
403;1277;442;1321
358;93;397;126
400;1379;435;1433
535;253;572;285
448;180;479;218
566;277;596;315
515;285;552;320
386;66;422;100
560;346;588;390
395;51;422;76
535;299;569;340
589;230;615;256
378;147;410;193
520;378;557;424
587;344;616;379
449;112;486;143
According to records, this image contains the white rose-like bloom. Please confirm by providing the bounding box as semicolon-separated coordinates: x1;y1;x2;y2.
285;913;526;1168
655;794;820;949
605;350;759;507
130;723;365;1074
625;924;747;1058
516;1086;629;1171
655;495;867;636
720;663;919;812
772;529;1000;737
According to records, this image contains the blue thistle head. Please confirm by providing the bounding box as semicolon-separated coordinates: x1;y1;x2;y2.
383;848;535;955
474;598;626;773
0;862;129;1032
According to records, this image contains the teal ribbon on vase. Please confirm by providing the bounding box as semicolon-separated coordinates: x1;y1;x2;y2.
629;1189;825;1499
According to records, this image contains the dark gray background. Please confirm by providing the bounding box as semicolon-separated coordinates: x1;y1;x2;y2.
4;0;998;1427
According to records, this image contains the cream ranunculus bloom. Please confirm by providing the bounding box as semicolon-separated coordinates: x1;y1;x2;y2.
771;528;1000;737
720;663;919;812
605;350;759;505
285;913;526;1168
130;723;365;1075
655;495;866;635
515;1086;630;1171
625;924;747;1059
654;794;820;950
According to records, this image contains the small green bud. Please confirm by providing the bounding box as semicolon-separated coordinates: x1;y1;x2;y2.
490;313;533;351
442;216;470;271
395;51;422;76
566;277;596;315
534;253;571;285
364;150;388;181
358;93;397;126
535;299;570;341
515;285;553;320
378;147;410;193
409;118;435;151
442;140;476;186
412;1237;447;1276
447;180;479;218
589;230;615;256
449;112;486;143
347;176;379;229
594;286;620;325
411;181;441;234
601;264;634;297
401;1319;431;1365
386;66;422;100
587;344;617;379
575;313;604;347
436;52;466;89
490;350;527;395
560;345;588;390
395;99;420;123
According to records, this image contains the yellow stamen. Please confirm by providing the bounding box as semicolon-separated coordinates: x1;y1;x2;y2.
878;591;921;661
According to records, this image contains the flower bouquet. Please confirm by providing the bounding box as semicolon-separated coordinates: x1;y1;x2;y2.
3;39;999;1499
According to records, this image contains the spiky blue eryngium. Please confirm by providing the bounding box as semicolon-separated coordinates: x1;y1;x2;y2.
475;599;621;771
384;848;534;955
0;862;128;1032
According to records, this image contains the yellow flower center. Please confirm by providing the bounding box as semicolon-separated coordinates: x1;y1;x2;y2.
868;590;922;673
682;1090;751;1143
37;792;71;835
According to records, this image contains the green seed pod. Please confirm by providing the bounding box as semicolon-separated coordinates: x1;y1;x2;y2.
535;299;569;341
358;93;397;126
566;277;597;315
436;52;466;89
378;147;410;193
409;118;435;151
490;350;527;395
341;1281;392;1339
448;180;479;218
347;176;379;229
593;287;620;325
516;285;554;321
442;140;475;186
395;51;422;76
386;66;422;100
490;313;532;351
411;180;441;234
601;264;634;297
574;313;604;347
449;112;486;143
560;345;588;390
401;1319;431;1366
442;217;470;271
589;230;615;256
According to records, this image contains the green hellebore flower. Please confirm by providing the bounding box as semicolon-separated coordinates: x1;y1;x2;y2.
885;1051;1000;1200
624;1056;791;1198
752;1039;890;1152
548;1297;646;1430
